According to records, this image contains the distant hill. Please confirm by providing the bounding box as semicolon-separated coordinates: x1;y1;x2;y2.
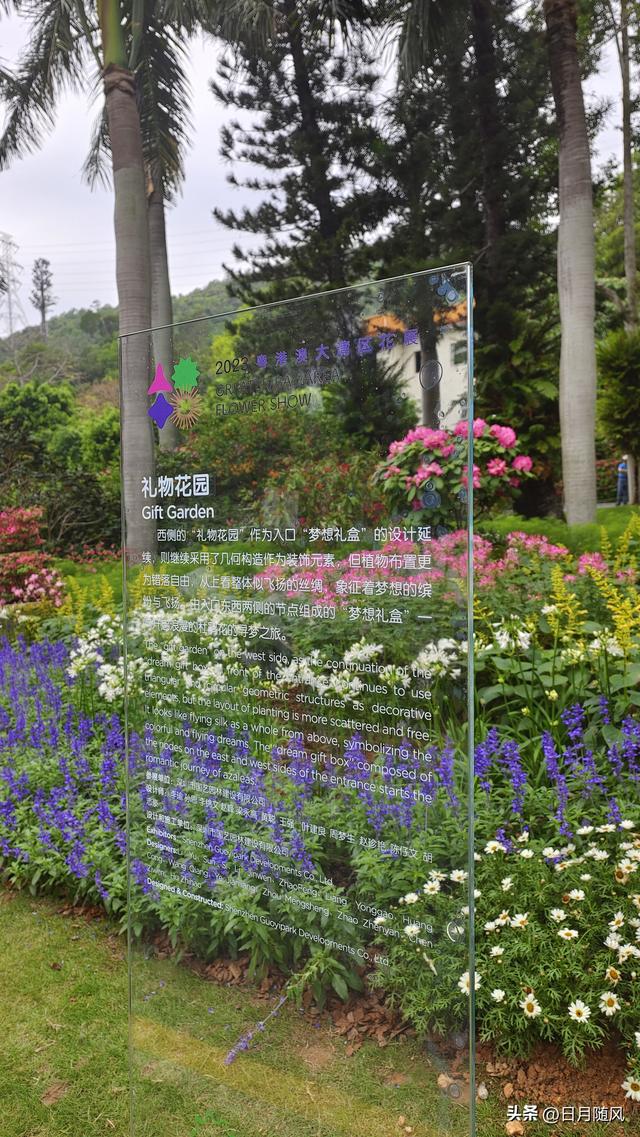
0;279;233;390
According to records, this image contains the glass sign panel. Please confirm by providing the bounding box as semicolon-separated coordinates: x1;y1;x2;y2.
120;267;475;1137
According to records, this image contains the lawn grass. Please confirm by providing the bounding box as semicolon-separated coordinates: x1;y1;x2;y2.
1;888;633;1137
479;505;640;554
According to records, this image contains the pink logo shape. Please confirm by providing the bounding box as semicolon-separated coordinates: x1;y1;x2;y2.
147;364;173;395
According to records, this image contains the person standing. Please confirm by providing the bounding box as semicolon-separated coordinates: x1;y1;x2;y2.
617;455;629;505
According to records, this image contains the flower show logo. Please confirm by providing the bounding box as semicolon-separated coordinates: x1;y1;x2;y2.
147;357;201;430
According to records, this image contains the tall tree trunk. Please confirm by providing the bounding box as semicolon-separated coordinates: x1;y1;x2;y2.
148;183;179;452
621;0;637;333
620;0;637;502
470;0;505;274
544;0;597;525
98;0;156;554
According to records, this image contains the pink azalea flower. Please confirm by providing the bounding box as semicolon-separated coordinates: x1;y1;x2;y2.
490;424;517;448
473;418;488;438
461;464;481;489
512;454;532;473
487;458;507;477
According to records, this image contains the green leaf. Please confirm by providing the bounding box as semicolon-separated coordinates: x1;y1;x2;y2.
331;974;349;1000
602;725;624;746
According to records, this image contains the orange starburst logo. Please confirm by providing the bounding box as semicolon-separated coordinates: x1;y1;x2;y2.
169;389;202;429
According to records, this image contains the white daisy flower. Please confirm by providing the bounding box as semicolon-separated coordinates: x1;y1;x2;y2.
568;1000;591;1022
609;911;625;929
423;880;441;895
490;946;504;958
599;991;620;1016
511;913;529;929
558;928;579;941
457;971;481;994
568;889;585;901
404;924;421;938
520;995;541;1018
519;849;534;859
622;1077;640;1102
549;908;566;923
373;916;386;926
484;840;507;854
491;989;506;1002
450;870;468;883
501;877;513;892
403;892;420;905
605;966;621;984
617;944;640;963
577;825;594;836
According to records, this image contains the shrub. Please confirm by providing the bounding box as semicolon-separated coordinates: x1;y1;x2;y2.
0;508;44;553
373;419;533;530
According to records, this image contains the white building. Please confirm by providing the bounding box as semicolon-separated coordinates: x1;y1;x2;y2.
364;303;469;427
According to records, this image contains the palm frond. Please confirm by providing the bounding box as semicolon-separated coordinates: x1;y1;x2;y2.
83;102;111;188
136;16;193;198
0;0;90;169
82;6;193;199
395;0;454;76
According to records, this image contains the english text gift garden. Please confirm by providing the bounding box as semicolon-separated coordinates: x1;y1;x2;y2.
1;337;640;1133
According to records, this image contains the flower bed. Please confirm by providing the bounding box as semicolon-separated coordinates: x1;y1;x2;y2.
0;519;639;1098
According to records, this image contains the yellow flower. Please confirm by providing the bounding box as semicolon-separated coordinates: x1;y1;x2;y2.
546;689;559;702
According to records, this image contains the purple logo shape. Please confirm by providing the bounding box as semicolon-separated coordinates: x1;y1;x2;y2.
148;393;174;429
147;364;173;395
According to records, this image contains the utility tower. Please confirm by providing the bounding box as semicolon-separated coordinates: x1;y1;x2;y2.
0;232;28;338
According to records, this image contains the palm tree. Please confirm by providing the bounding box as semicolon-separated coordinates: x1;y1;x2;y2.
543;0;597;524
0;2;167;547
85;10;193;452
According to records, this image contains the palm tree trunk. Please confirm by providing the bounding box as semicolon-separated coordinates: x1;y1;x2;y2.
98;0;156;553
621;0;637;333
544;0;597;525
620;0;638;504
148;184;179;452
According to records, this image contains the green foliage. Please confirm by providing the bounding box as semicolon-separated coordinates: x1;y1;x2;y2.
481;506;640;555
321;355;416;450
375;825;639;1066
597;328;640;458
594;161;640;281
0;381;120;553
212;19;384;301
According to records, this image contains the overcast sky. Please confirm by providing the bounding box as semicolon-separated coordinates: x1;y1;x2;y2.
0;12;623;332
